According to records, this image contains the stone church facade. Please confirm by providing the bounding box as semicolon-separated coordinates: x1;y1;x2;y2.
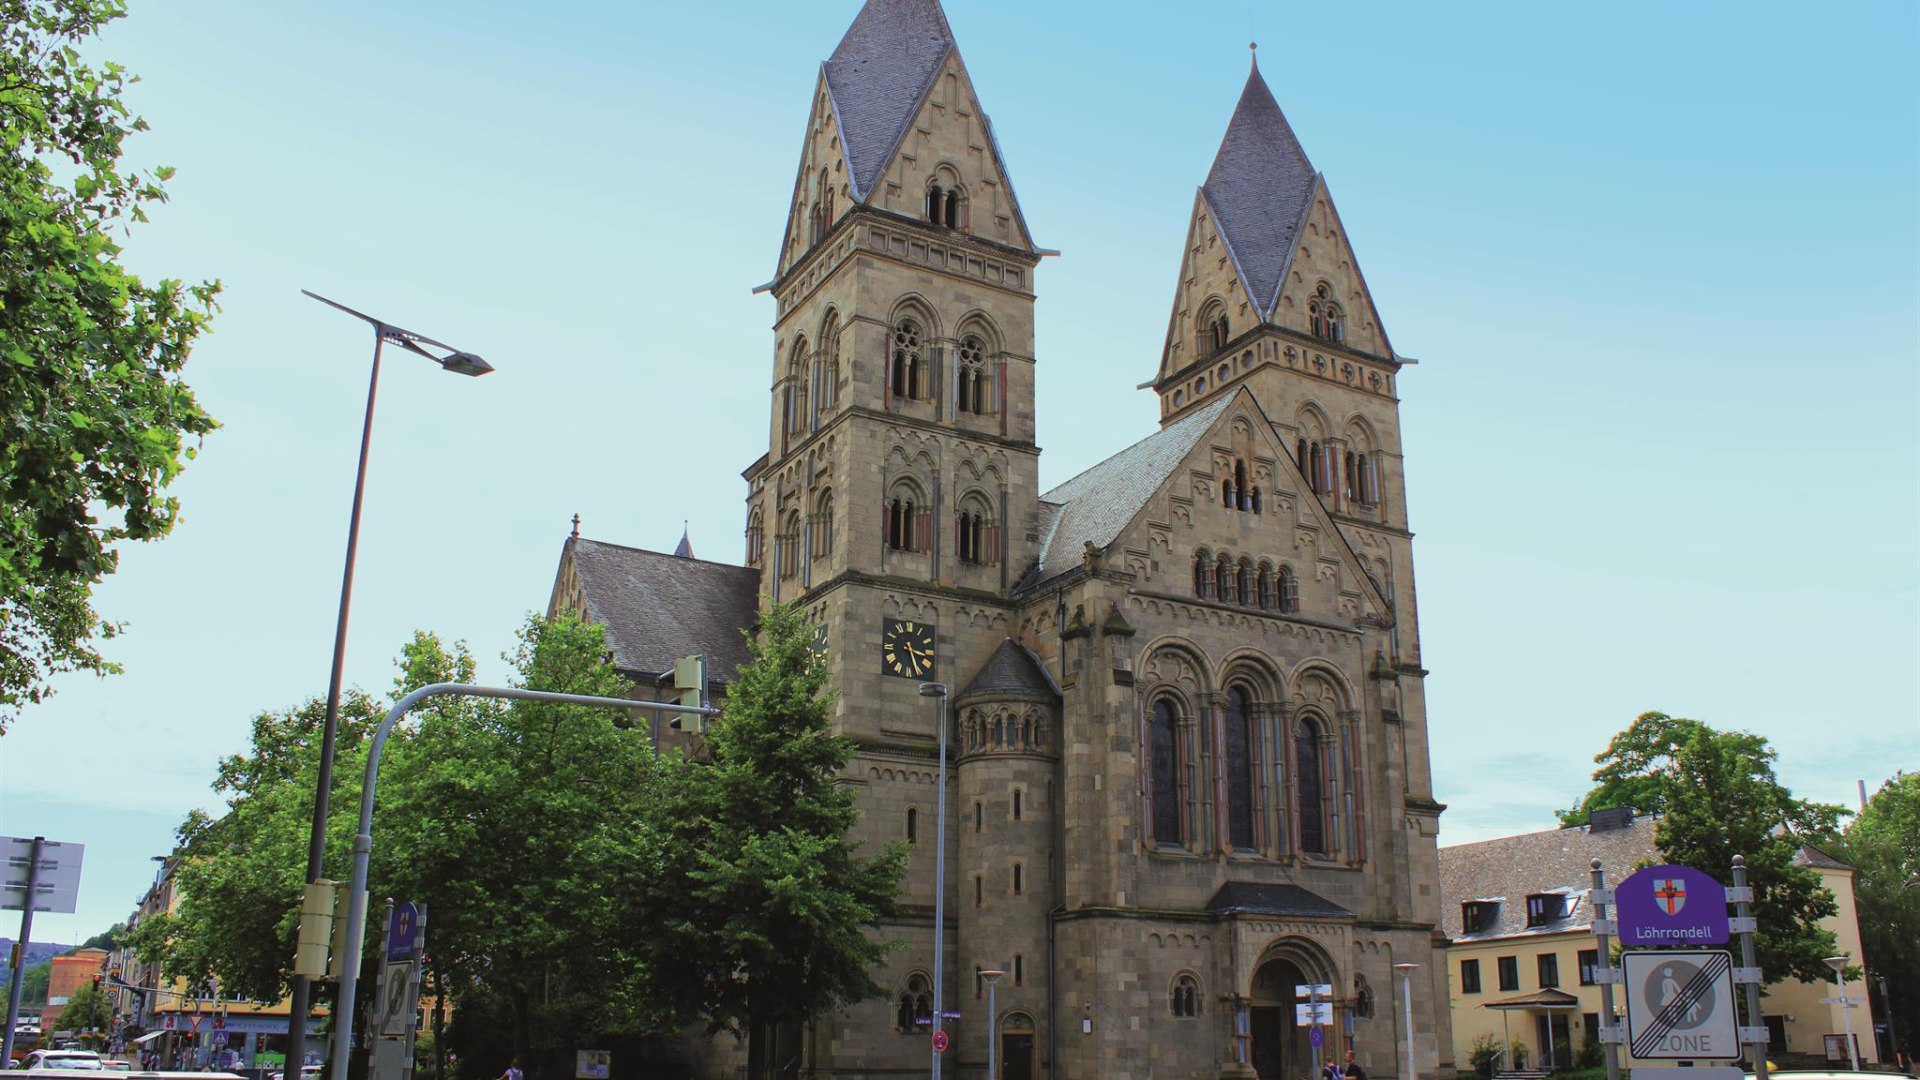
548;2;1452;1077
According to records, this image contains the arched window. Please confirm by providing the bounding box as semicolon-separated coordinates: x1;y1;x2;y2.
1257;564;1274;610
897;973;933;1032
955;493;996;566
1237;558;1254;606
1197;300;1229;357
905;806;917;844
1279;565;1300;614
974;801;983;832
1296;717;1327;856
1012;787;1022;820
1216;555;1233;602
1171;973;1202;1018
746;510;765;565
817;313;841;414
812;490;834;560
886;485;926;552
1309;282;1344;341
778;510;802;580
944;186;961;228
1226;687;1255;849
1149;698;1182;846
891;318;924;400
1012;862;1023;895
1193;550;1213;599
956;335;989;414
1234;460;1249;511
926;182;943;223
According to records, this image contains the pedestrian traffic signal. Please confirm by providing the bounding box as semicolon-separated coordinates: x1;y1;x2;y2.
667;655;706;733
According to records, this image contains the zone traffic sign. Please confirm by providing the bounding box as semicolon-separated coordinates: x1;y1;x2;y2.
1621;949;1740;1060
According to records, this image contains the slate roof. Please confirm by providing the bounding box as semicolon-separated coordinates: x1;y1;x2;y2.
1202;61;1318;318
823;0;955;201
1794;845;1853;872
564;536;761;682
1207;882;1353;920
1022;394;1234;592
1437;813;1659;942
957;638;1060;704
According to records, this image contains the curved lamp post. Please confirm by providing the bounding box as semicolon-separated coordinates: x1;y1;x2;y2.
1825;955;1859;1071
918;682;950;1080
325;682;715;1080
1393;963;1419;1080
981;969;1005;1080
285;291;492;1075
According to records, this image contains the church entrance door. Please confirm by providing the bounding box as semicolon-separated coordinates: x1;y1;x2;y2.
1251;1007;1286;1079
1250;957;1315;1080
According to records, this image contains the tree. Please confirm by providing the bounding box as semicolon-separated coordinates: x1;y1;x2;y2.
0;0;219;731
648;599;907;1080
56;979;110;1042
1564;711;1846;985
1837;772;1919;1059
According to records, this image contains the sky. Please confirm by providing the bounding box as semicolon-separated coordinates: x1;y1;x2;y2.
2;0;1915;945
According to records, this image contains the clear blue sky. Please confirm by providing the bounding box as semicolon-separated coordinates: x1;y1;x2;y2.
3;0;1915;943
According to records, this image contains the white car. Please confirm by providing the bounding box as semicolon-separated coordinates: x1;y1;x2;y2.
19;1051;103;1072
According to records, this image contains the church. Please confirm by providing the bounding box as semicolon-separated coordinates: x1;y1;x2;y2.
546;2;1451;1077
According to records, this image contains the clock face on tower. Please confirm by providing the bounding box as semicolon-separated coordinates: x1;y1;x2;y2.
881;618;937;679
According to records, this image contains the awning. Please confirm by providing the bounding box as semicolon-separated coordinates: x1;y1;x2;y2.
133;1031;166;1045
1483;988;1582;1011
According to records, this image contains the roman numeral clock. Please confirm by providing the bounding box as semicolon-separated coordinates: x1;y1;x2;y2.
881;618;936;679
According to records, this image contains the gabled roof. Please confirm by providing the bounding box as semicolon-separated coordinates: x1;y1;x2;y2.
957;638;1059;704
1202;60;1318;319
1020;395;1235;592
1207;882;1353;920
1795;845;1853;872
562;536;761;682
1485;988;1583;1011
1438;813;1658;941
823;0;956;201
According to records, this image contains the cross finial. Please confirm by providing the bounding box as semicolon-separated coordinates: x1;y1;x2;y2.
570;513;580;539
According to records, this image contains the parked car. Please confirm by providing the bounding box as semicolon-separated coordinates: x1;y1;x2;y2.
18;1051;103;1071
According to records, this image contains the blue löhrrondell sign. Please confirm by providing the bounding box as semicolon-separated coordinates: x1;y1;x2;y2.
1615;864;1729;945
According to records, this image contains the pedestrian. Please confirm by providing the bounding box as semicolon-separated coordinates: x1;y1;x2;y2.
1323;1057;1344;1080
498;1059;523;1080
1345;1050;1368;1080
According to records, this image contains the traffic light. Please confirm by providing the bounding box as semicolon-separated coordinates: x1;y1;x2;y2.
91;973;103;990
667;655;706;734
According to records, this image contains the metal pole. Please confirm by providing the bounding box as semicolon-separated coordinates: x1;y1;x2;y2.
2;837;45;1067
1732;856;1769;1080
1831;961;1861;1071
1393;964;1418;1080
921;683;950;1080
287;330;386;1078
1590;859;1620;1080
329;682;714;1080
982;970;1004;1080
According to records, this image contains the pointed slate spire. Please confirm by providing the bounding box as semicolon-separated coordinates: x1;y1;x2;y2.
673;522;694;560
1202;58;1318;318
823;0;956;200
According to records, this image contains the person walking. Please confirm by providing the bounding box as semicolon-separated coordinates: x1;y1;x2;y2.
1323;1057;1345;1080
1345;1050;1368;1080
497;1059;523;1080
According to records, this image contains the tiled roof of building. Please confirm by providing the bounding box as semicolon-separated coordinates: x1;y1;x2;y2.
1202;61;1318;318
1021;394;1234;592
566;536;761;682
1794;845;1853;871
824;0;955;201
1207;882;1353;920
1484;988;1582;1010
957;638;1059;704
1438;813;1658;941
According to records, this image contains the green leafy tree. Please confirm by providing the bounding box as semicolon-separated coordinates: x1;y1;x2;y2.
1564;711;1846;986
0;0;220;730
19;959;51;1004
649;599;907;1080
1836;772;1920;1057
56;978;110;1042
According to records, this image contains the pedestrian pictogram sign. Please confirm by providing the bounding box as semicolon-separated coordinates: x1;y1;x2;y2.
1622;950;1740;1059
931;1030;949;1053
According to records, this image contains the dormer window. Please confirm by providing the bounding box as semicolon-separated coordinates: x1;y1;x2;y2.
1309;282;1344;342
1525;893;1566;927
1461;900;1499;933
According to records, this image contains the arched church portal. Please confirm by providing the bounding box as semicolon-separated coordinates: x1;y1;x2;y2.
1249;939;1339;1080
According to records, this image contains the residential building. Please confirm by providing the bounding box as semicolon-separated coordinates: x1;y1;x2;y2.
548;1;1451;1077
1439;809;1872;1072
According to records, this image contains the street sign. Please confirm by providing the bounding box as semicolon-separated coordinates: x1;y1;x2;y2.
1295;983;1334;998
377;961;420;1037
1622;950;1740;1059
1309;1026;1324;1049
1616;865;1729;946
387;902;421;962
574;1050;611;1079
1;837;84;914
931;1030;949;1053
1295;1003;1333;1026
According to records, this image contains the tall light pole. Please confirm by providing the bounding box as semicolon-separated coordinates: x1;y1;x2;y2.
981;969;1005;1080
1394;963;1419;1080
919;682;951;1080
285;291;492;1077
1825;955;1860;1071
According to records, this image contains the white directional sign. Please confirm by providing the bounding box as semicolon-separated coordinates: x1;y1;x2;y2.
1;837;84;914
1622;950;1740;1060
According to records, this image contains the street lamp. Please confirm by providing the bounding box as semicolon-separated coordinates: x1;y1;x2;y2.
1393;963;1419;1080
919;681;951;1080
980;969;1005;1080
285;290;492;1076
1825;955;1859;1071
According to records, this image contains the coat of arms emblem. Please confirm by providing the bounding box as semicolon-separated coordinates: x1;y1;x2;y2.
1653;877;1687;915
